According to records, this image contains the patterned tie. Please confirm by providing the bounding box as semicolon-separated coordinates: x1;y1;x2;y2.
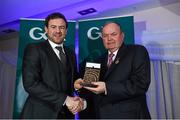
55;46;67;68
107;53;114;68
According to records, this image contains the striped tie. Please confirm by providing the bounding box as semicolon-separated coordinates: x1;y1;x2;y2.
107;53;114;68
55;46;67;68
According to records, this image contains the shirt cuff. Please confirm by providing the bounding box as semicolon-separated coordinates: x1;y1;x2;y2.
104;83;107;95
63;96;68;106
82;99;87;110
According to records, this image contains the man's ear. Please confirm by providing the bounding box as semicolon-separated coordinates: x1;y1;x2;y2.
122;32;125;40
45;26;48;33
65;28;68;35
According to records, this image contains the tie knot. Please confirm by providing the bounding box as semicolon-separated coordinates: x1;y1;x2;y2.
55;46;63;53
55;46;66;66
109;53;114;58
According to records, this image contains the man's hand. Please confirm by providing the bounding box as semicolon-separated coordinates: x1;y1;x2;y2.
74;78;84;90
65;96;84;114
83;81;106;94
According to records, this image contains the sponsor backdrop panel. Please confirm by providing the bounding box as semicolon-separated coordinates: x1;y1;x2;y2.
13;19;76;118
78;16;134;66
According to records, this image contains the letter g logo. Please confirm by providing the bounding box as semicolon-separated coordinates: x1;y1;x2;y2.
29;27;47;40
87;27;101;40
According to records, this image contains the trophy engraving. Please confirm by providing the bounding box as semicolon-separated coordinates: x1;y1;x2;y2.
81;62;101;87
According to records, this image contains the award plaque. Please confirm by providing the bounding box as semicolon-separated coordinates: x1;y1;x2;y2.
80;62;101;88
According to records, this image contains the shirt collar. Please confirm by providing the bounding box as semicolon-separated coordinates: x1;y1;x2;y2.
48;39;63;49
48;39;65;53
108;48;119;57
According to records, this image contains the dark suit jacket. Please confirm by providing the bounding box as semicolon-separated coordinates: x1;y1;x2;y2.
21;40;78;119
81;44;151;119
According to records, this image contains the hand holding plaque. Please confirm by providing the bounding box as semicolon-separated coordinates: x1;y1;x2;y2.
80;62;101;88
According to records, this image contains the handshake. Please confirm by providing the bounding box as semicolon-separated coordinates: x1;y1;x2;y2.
65;78;106;114
65;96;84;114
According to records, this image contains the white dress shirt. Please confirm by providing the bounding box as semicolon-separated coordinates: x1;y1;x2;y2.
48;39;65;60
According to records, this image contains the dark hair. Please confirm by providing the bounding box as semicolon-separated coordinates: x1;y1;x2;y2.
102;21;123;32
45;12;68;28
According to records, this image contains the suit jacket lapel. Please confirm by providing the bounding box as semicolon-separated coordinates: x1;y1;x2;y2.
64;47;73;71
104;44;127;79
64;46;74;92
45;40;59;61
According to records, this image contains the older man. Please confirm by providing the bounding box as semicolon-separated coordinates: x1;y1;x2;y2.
75;21;151;119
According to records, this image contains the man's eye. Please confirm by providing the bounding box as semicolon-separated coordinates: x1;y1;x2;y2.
59;26;65;29
111;33;117;36
50;26;56;29
102;34;107;38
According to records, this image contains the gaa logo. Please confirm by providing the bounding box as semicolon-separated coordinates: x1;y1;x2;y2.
29;27;47;40
87;27;102;40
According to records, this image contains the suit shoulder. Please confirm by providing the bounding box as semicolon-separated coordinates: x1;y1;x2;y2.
65;46;74;52
26;41;46;47
136;44;147;49
24;41;47;55
64;46;75;54
135;45;148;54
126;44;147;51
125;44;149;58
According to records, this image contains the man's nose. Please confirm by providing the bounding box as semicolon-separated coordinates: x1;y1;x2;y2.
56;28;62;33
107;35;111;41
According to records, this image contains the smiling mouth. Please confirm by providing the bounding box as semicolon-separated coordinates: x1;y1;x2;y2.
54;34;62;37
107;42;114;45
